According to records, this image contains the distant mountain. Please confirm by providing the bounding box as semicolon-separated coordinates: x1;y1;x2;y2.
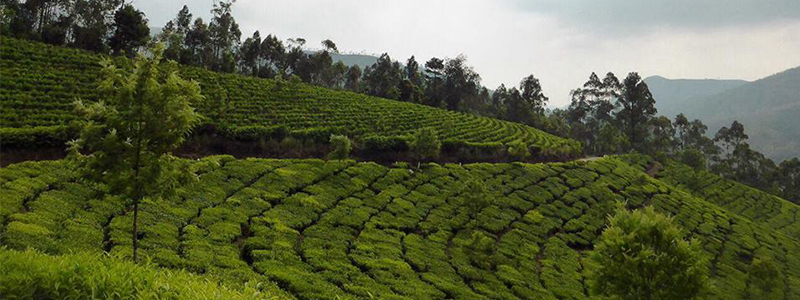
644;75;748;118
647;67;800;162
330;53;379;69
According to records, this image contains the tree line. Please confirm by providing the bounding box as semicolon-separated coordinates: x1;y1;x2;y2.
555;72;799;204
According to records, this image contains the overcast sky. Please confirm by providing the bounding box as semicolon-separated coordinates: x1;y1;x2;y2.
132;0;800;107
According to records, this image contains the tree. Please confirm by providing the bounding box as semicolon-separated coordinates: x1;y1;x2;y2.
589;204;708;300
321;39;337;53
344;65;362;91
362;53;402;99
615;72;657;152
405;55;423;87
185;18;211;67
158;5;193;63
442;55;480;111
649;116;676;155
258;34;284;77
411;127;441;161
596;123;628;154
328;134;351;160
109;4;149;58
208;0;241;72
519;74;548;115
69;45;203;262
674;114;690;151
680;148;707;171
776;158;800;204
424;57;445;107
71;0;122;53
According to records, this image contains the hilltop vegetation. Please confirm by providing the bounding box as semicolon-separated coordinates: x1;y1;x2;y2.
1;156;798;299
0;36;579;160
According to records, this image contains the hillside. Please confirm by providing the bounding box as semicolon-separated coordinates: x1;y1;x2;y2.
1;156;798;299
0;37;579;158
643;75;748;118
645;68;800;162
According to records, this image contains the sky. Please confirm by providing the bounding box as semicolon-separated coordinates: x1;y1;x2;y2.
132;0;800;108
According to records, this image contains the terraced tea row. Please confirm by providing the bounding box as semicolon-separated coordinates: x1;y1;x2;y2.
1;156;798;299
0;37;580;156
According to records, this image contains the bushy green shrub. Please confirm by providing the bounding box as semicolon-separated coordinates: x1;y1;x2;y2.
328;134;351;160
589;204;708;300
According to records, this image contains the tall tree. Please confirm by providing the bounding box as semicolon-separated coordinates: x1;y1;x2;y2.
69;45;202;261
185;17;211;67
490;84;508;119
649;116;676;154
256;34;284;77
208;0;241;72
344;65;362;91
109;4;149;58
405;55;423;87
519;74;548;115
158;5;193;63
362;53;402;100
424;57;445;107
240;30;262;76
71;0;122;53
442;55;480;111
615;72;657;152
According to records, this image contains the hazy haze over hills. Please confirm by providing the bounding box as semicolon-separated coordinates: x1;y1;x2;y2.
647;67;800;162
644;76;748;118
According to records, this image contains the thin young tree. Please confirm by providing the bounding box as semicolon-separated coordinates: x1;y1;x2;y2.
69;44;202;262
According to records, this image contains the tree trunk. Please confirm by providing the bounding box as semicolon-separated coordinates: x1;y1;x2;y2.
132;197;139;262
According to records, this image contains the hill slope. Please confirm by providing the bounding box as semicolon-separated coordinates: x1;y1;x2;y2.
0;37;579;157
1;156;798;299
646;68;800;162
644;75;748;118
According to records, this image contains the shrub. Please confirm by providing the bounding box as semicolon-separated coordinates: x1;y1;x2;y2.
0;248;284;300
749;257;780;295
589;204;708;300
507;141;530;160
411;127;440;160
328;134;351;160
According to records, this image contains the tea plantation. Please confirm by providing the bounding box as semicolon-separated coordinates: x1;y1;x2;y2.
0;37;579;156
2;156;798;299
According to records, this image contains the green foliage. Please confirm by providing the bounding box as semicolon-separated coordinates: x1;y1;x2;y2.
411;127;441;160
328;134;351;160
70;46;202;199
589;204;708;300
680;148;707;171
69;44;202;260
2;156;799;300
749;257;780;294
507;140;530;160
0;248;285;300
